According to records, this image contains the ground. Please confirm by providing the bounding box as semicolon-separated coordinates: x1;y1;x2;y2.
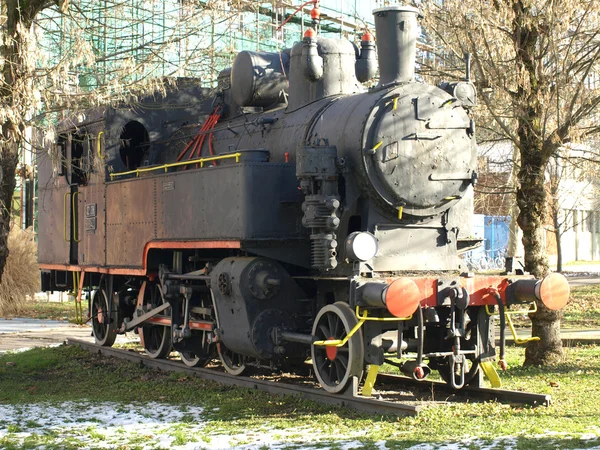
1;272;599;449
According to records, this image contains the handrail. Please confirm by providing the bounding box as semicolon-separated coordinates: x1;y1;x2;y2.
63;192;71;242
486;302;540;344
356;306;413;322
109;152;242;180
313;306;412;348
97;132;105;159
72;192;80;243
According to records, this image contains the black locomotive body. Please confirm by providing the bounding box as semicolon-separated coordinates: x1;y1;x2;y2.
38;6;569;393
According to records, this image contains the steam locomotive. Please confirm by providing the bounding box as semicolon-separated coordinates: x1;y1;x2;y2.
38;6;569;394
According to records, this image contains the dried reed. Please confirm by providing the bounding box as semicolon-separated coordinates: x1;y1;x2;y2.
0;225;39;316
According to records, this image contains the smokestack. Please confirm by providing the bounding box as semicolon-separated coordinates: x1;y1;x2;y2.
373;6;419;86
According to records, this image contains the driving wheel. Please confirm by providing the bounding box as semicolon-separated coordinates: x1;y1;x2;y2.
139;281;172;359
91;288;117;347
311;302;364;394
218;343;247;375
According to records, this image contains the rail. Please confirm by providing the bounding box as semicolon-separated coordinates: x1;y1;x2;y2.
109;153;242;180
67;338;552;413
66;339;420;416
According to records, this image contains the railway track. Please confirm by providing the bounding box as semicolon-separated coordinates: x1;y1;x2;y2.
66;338;551;416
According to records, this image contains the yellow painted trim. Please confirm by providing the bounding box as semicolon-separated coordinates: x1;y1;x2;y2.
313;315;366;347
372;141;384;151
397;206;403;220
97;132;105;159
109;153;243;180
480;361;501;388
362;365;380;397
312;307;412;348
63;192;70;242
356;307;413;322
72;192;80;243
486;302;540;344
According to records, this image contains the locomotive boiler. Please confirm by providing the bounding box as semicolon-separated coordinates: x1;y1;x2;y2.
38;6;569;394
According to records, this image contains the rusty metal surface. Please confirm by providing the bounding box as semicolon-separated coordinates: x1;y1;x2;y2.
38;185;70;265
80;179;106;267
106;177;157;267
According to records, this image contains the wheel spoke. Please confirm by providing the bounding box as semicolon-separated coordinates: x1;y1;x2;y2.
328;361;336;383
311;303;364;393
334;359;345;382
318;324;330;338
318;358;330;374
332;316;341;338
327;314;336;338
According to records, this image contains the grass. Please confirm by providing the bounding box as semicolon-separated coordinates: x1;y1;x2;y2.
0;344;599;448
1;299;82;322
564;260;600;267
564;284;600;328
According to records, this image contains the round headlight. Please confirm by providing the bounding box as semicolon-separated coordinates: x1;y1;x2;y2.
345;232;379;262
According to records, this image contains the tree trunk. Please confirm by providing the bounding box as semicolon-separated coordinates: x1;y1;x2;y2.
0;146;18;282
0;0;48;282
525;302;564;365
517;147;564;366
554;210;563;273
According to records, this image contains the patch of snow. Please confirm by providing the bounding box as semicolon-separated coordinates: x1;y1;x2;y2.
0;402;599;449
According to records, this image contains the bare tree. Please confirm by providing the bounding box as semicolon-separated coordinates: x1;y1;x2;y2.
421;0;600;365
1;0;52;283
0;0;256;284
547;147;600;272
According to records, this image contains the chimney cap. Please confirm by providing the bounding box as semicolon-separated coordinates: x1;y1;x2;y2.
373;5;419;14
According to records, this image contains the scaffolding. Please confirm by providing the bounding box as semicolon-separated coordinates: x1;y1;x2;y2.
35;0;398;89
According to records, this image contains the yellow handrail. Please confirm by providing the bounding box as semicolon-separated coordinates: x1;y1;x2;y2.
485;301;538;317
313;315;366;347
72;192;80;243
313;306;412;347
63;192;71;242
356;306;413;322
506;313;540;344
486;302;540;344
97;132;105;159
109;152;243;180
